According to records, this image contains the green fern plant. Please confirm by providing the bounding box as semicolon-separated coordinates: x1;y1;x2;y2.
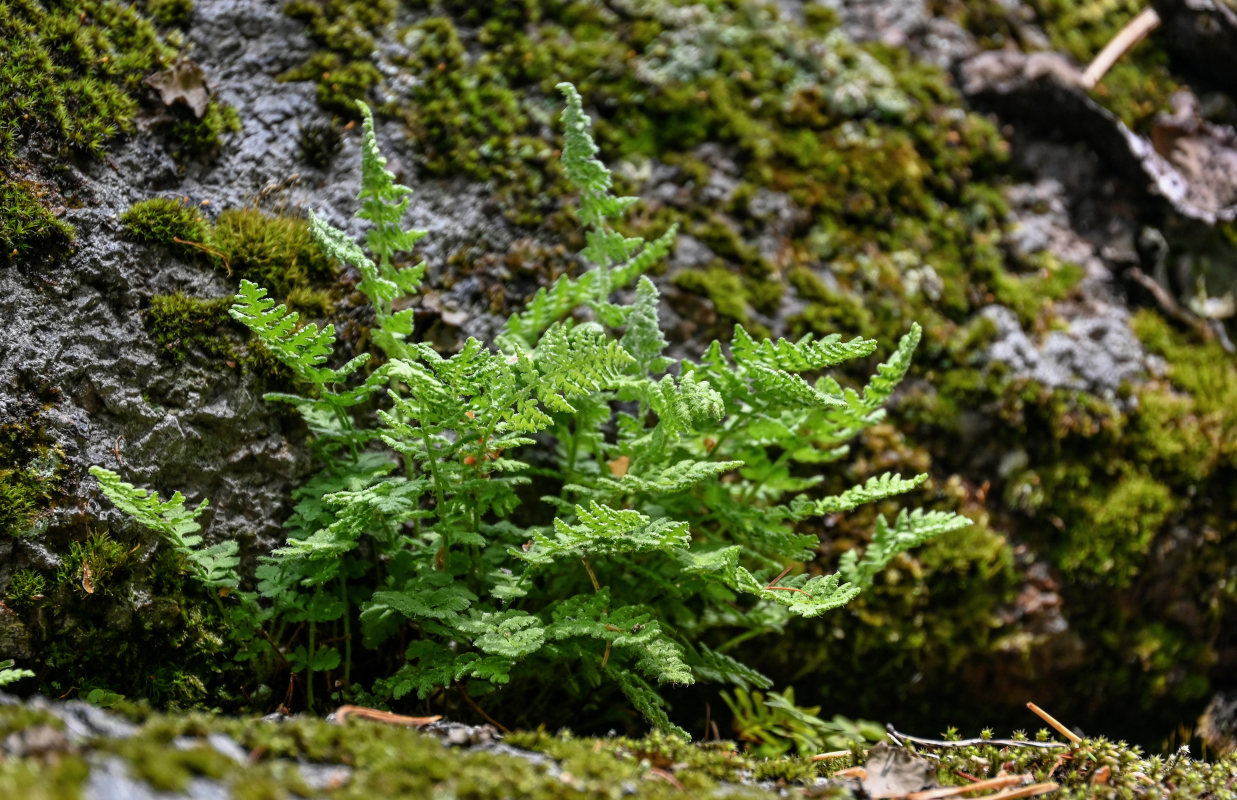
93;83;967;736
0;659;34;689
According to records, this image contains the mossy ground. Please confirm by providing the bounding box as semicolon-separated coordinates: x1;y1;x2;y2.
2;701;1235;799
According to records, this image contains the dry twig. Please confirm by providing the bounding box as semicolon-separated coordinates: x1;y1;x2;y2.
1081;7;1161;89
333;705;442;727
1026;702;1082;744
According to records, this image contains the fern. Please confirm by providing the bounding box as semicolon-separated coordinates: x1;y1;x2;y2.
89;466;238;591
839;509;971;589
0;659;34;688
92;85;965;737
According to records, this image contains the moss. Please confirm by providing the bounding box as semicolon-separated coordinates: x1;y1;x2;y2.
279;0;395;114
120;197;210;249
0;412;64;539
169;99;241;157
55;531;133;597
144;293;236;363
5;569;46;612
1062;467;1175;584
671;266;752;329
209;207;336;297
146;0;193;28
0;0;173;161
0;177;74;261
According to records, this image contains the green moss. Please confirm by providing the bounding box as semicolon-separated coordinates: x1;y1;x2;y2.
0;758;89;800
56;531;133;596
0;0;173;161
0;413;64;539
209;208;336;297
169;99;241;157
144;293;236;363
280;0;395;114
0;177;74;261
146;0;193;28
671;266;752;329
1062;468;1174;584
121;197;210;248
5;569;46;612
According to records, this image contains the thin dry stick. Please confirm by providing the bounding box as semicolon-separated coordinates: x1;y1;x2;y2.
886;724;1067;751
1026;702;1082;744
811;750;854;762
454;681;511;733
907;774;1031;800
333;705;442;727
173;236;231;273
1081;7;1161;88
764;564;812;596
983;782;1060;800
766;564;794;587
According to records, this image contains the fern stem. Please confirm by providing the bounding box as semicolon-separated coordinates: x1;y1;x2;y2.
418;426;447;513
306;617;317;712
339;575;352;688
580;558;601;593
332;404;359;462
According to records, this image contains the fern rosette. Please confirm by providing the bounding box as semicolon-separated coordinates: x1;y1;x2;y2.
93;84;967;736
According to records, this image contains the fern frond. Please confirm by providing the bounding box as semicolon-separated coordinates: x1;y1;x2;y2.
620;277;672;374
612;670;689;740
557;82;638;238
860;322;921;411
90;466;238;589
788;472;927;519
598;459;743;496
533;323;635;412
839;508;970;589
688;643;773;690
733;568;862;617
730;326;877;372
355;101;428;278
229;280;336;384
515;502;691;565
458;610;546;659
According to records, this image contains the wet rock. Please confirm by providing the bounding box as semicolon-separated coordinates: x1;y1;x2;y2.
961;49;1237;225
982;305;1147;394
1150;0;1237;97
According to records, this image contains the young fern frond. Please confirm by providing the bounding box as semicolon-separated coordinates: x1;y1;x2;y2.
229;280;340;384
514;502;691;565
788;472;928;519
89;466;239;590
356;101;428;280
839;509;971;589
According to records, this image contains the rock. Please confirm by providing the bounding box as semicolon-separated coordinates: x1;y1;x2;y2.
1150;0;1237;97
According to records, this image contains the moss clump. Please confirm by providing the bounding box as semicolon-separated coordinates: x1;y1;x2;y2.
0;0;173;160
210;208;336;297
0;412;64;539
168;100;241;157
120;197;210;248
146;0;193;28
0;178;74;261
55;531;133;597
280;0;395;114
671;266;753;329
5;569;46;612
144;293;236;363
